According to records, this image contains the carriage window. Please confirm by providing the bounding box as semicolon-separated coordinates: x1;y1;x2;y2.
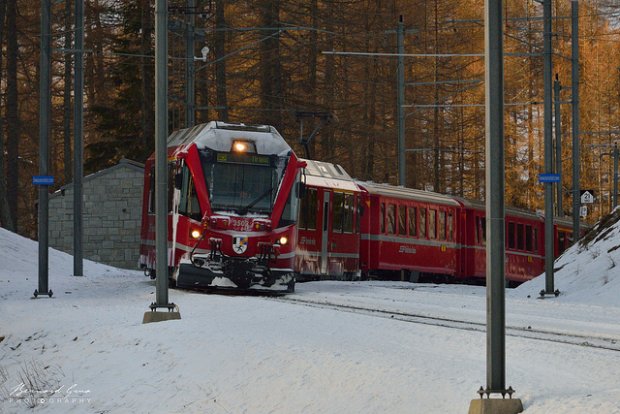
299;188;317;230
558;231;570;254
419;208;427;238
508;222;515;249
398;205;407;235
533;228;538;251
447;212;453;241
387;204;396;234
525;225;533;251
332;192;344;233
148;166;155;213
380;203;385;233
167;163;177;213
476;216;486;245
429;209;437;239
408;207;417;237
438;211;446;240
343;193;354;233
517;224;525;250
178;167;202;220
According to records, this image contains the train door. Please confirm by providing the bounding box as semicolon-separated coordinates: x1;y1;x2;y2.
320;191;331;275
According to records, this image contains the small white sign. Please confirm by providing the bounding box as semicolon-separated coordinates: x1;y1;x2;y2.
580;206;588;218
580;191;594;204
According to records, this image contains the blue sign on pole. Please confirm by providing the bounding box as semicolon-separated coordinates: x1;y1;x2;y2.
32;175;55;186
538;173;561;183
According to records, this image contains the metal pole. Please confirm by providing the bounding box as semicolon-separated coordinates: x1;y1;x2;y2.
73;0;84;276
38;0;51;295
397;15;405;187
554;74;563;216
485;0;505;393
155;0;169;306
571;0;581;240
185;0;195;127
543;0;555;294
614;143;618;209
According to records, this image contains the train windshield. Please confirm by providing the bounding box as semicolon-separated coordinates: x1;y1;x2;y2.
201;151;281;215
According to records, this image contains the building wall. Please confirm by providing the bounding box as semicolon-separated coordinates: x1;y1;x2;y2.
49;160;144;270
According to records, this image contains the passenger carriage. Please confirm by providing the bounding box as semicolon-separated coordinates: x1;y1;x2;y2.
295;159;362;280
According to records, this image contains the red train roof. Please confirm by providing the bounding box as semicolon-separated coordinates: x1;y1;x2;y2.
301;158;361;192
164;121;292;158
356;181;463;207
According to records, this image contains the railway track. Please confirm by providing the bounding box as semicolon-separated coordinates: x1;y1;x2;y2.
271;296;620;353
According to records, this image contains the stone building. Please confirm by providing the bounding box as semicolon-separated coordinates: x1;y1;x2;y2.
49;159;144;269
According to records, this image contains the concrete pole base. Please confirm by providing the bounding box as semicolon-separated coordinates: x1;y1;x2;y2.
468;398;523;414
142;311;181;324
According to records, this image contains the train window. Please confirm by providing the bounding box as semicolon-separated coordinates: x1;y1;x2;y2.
447;212;453;241
332;192;344;233
476;216;486;245
280;179;301;227
149;164;176;214
148;166;155;214
525;225;533;251
429;209;436;239
533;228;539;251
517;224;525;250
380;203;385;233
299;188;317;230
508;222;515;249
387;204;396;234
178;167;202;221
438;211;446;240
398;205;407;235
167;163;176;213
343;194;354;233
408;207;417;237
419;208;427;238
558;231;567;254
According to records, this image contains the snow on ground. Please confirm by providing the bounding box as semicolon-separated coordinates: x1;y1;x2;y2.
1;223;620;414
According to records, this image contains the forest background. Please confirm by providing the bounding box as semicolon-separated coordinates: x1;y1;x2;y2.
0;0;619;238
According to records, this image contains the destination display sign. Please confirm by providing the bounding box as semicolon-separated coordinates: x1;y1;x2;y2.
216;152;272;166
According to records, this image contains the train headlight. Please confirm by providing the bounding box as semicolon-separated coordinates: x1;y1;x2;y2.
278;236;288;245
191;229;202;239
231;140;256;153
233;141;248;152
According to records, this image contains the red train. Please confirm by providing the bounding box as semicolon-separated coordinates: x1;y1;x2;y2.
139;122;305;292
139;122;581;291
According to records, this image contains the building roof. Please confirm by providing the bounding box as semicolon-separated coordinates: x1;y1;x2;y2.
50;158;144;198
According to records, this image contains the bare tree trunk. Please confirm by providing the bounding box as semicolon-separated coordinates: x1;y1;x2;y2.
6;0;18;231
306;0;318;158
141;0;154;148
215;0;228;121
92;0;106;99
259;0;282;127
527;0;535;209
321;4;335;162
63;0;72;184
0;0;14;230
363;9;375;180
432;0;441;193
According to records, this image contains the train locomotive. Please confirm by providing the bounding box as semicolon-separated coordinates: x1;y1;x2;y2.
140;121;584;291
139;122;305;292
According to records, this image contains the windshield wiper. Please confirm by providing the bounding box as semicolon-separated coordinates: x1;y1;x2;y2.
238;187;273;215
